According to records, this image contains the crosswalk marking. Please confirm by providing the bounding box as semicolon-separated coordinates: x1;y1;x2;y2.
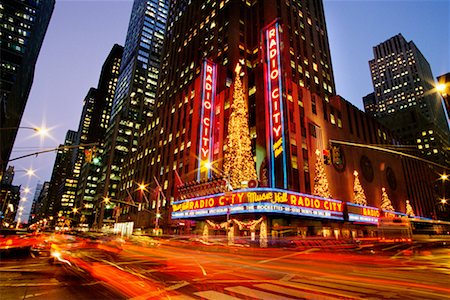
292;278;376;295
225;285;296;300
194;290;242;300
255;283;341;300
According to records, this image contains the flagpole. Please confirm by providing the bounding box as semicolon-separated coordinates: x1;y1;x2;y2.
155;191;160;230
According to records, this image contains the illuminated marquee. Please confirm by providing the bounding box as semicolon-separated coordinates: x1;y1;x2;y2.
171;188;344;220
263;20;287;188
382;210;408;219
198;60;217;179
347;203;380;224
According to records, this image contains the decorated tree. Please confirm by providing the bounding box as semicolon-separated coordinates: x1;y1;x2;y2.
406;200;415;217
353;170;367;205
313;149;332;198
380;187;394;211
223;62;257;189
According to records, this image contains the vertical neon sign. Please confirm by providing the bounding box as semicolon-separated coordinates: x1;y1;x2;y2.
263;21;287;188
198;60;217;180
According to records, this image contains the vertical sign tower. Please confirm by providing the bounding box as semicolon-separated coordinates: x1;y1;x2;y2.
263;20;288;189
197;59;217;180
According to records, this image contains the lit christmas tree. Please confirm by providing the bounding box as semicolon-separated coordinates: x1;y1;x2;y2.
380;187;394;211
313;149;332;198
406;200;415;217
223;62;257;189
353;170;367;205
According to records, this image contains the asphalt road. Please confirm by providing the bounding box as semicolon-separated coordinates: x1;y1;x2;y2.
0;253;125;300
1;240;449;300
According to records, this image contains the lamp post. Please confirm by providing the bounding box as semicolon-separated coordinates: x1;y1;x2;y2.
0;126;49;135
439;173;448;208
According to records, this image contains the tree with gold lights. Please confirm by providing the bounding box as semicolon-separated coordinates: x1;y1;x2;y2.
353;170;367;205
406;200;415;217
223;62;257;189
380;187;394;211
313;149;332;198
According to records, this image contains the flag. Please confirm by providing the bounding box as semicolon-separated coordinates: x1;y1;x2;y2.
125;190;135;205
174;169;184;187
154;176;166;200
113;205;121;218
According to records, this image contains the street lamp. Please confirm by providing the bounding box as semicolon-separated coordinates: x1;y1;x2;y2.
0;126;50;137
14;167;37;177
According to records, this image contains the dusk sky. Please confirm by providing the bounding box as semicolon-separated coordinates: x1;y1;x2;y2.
11;0;449;221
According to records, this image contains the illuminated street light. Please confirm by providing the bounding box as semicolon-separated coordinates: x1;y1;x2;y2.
34;126;50;137
440;198;447;204
138;183;147;191
26;168;36;177
15;167;36;177
103;196;110;204
72;207;78;213
440;174;448;181
435;83;446;93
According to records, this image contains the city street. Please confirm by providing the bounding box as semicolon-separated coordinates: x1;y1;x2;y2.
1;237;449;299
0;254;125;299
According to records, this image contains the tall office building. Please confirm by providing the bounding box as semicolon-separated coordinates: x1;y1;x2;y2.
46;130;78;217
71;88;97;224
73;45;123;226
364;34;449;165
29;181;44;223
0;0;55;177
95;0;168;227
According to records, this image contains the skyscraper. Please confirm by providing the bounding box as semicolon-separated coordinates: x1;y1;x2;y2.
71;88;98;224
95;0;168;227
364;34;449;165
73;45;123;226
29;181;43;223
46;130;78;217
119;0;337;226
0;0;55;177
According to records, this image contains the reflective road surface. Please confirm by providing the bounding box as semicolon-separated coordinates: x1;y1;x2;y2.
1;235;449;299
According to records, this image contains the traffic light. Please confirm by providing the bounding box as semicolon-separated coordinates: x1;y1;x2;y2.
323;149;331;165
84;149;92;163
92;156;101;165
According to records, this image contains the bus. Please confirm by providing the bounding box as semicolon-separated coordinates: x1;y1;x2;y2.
378;217;450;242
378;217;412;242
409;219;450;241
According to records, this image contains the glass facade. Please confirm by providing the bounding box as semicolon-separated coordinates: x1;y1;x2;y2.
0;0;55;176
96;0;168;226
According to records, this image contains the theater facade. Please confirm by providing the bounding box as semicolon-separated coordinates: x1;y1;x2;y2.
118;1;443;233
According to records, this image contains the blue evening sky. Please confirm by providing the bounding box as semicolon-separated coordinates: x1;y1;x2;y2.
11;0;449;221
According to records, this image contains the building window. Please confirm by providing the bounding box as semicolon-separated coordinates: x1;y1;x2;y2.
312;96;317;114
309;123;317;138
